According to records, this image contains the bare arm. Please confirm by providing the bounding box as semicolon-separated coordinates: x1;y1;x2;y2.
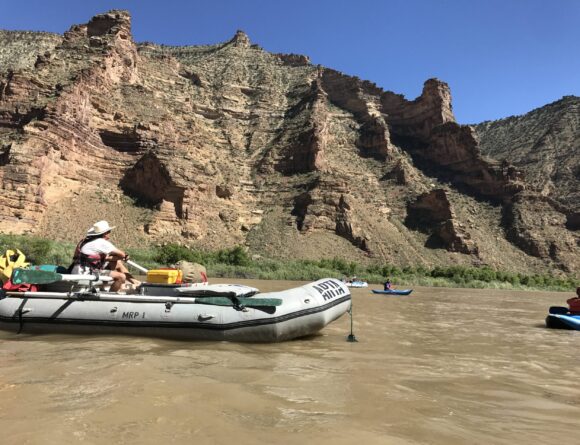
106;248;128;261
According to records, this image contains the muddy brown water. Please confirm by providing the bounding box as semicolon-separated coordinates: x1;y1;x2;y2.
1;280;578;444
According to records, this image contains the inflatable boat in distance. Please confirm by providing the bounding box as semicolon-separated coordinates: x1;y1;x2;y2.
546;306;580;331
345;280;368;288
0;277;351;342
371;289;413;296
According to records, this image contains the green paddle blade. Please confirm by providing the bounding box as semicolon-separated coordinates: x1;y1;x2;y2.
11;268;63;285
195;297;283;307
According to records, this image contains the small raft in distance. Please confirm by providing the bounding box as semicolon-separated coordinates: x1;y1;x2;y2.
345;281;368;288
371;289;413;296
545;306;580;331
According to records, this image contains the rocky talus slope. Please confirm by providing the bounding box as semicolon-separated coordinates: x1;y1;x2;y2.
0;10;577;274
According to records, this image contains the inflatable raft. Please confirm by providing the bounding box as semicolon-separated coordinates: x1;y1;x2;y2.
345;281;368;288
371;289;413;296
0;277;351;342
546;306;580;331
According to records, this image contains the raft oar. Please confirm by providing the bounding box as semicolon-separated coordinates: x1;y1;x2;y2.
126;259;148;274
11;268;112;285
5;291;282;307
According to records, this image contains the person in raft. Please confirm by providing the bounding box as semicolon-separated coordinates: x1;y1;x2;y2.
383;279;392;291
70;220;139;292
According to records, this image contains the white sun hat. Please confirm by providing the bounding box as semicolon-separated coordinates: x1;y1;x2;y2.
86;220;116;236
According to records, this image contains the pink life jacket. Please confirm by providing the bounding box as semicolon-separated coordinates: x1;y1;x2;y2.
72;238;106;271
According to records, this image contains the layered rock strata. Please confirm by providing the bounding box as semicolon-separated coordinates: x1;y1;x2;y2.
476;96;579;262
405;189;478;255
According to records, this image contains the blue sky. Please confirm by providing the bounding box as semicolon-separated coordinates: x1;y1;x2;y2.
2;0;579;124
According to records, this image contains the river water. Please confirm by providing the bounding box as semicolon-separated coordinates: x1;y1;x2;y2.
0;280;578;444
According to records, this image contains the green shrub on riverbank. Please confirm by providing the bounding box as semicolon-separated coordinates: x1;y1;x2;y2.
0;235;576;291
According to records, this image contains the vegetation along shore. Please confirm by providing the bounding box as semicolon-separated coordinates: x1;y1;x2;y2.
1;234;576;292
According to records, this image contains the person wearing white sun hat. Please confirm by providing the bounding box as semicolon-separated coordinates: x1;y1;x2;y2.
70;220;139;292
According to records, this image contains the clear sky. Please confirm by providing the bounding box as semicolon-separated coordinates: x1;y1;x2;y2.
2;0;579;124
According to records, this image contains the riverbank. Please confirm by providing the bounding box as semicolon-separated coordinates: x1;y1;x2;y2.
0;234;576;292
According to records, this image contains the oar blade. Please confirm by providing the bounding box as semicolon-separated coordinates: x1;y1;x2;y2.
195;297;283;307
242;298;282;307
12;268;62;285
194;297;235;306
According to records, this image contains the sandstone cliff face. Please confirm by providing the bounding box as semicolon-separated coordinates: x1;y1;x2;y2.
405;189;478;255
0;10;140;234
476;97;579;217
476;97;579;264
0;10;577;274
